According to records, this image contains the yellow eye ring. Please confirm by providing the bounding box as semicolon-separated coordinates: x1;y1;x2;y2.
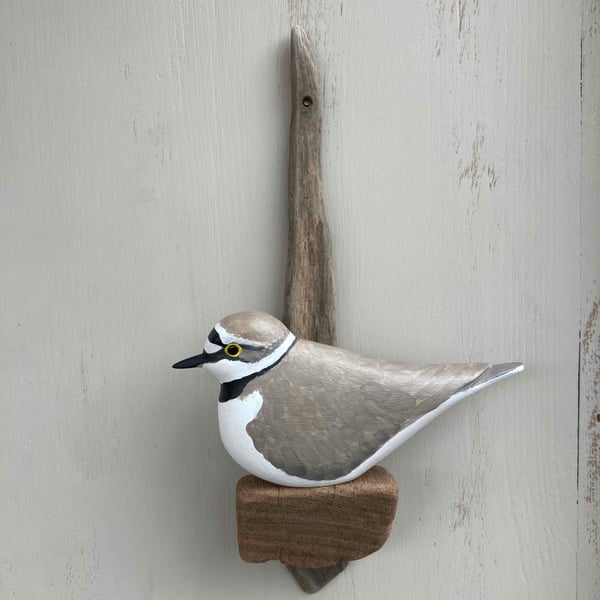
224;342;242;358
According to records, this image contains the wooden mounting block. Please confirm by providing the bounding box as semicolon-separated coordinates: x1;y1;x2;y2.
236;466;399;583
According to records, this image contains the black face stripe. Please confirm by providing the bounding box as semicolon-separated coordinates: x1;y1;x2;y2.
219;338;297;402
202;349;227;363
208;328;223;346
203;345;257;364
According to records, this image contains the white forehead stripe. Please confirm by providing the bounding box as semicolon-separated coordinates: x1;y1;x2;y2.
203;340;222;354
215;322;264;348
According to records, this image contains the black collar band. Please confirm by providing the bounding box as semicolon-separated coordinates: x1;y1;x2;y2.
219;338;296;403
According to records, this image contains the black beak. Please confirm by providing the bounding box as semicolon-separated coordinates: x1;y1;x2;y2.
172;352;208;369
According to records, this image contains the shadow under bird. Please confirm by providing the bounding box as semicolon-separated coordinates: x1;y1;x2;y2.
173;311;523;487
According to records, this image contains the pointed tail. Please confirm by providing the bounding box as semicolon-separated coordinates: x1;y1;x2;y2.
461;362;524;396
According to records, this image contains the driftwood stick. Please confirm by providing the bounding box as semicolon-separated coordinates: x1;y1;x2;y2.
283;26;336;346
281;26;341;594
286;562;349;594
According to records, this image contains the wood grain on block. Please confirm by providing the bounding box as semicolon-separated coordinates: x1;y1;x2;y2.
236;466;398;568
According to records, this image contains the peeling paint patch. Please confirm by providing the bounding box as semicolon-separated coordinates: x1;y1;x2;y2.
588;0;599;38
458;125;484;191
64;536;100;600
431;0;450;58
80;351;89;408
452;480;474;530
458;0;467;36
580;299;600;570
457;0;481;64
451;406;488;533
449;405;489;592
458;124;498;193
118;56;132;81
486;165;498;190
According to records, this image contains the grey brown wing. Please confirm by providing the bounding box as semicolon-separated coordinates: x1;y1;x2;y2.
244;341;493;482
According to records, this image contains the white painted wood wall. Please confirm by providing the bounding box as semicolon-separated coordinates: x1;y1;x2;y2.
1;2;598;598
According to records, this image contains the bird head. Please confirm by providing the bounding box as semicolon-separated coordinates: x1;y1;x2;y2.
172;311;295;383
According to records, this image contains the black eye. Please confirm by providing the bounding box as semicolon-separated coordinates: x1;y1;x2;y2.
224;343;242;358
302;95;312;107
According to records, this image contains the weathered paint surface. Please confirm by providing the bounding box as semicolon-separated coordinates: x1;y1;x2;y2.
0;1;594;598
579;0;600;596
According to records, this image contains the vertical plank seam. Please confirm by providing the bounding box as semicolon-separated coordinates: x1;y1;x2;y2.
576;2;585;596
576;332;581;600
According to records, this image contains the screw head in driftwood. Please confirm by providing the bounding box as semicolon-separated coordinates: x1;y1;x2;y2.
173;310;523;487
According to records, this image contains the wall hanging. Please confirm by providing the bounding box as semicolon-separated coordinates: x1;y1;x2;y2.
173;27;523;594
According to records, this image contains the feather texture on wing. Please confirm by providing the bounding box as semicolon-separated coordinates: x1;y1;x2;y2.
244;339;493;481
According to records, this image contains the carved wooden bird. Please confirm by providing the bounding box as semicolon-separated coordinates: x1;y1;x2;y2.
173;311;523;487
